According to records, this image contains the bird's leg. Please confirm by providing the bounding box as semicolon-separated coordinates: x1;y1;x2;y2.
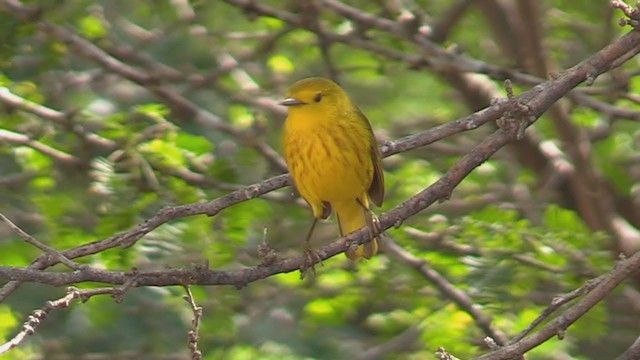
301;217;322;277
303;201;331;257
305;217;319;244
351;197;382;259
356;198;381;238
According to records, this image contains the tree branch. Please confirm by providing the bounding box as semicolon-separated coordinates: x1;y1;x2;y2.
385;239;509;346
0;287;128;355
0;26;638;297
475;251;640;360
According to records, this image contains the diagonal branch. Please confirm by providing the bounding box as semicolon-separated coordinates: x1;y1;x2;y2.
0;26;638;298
475;251;640;360
615;331;640;360
0;213;82;271
385;239;508;346
0;128;82;166
0;87;117;150
0;286;127;355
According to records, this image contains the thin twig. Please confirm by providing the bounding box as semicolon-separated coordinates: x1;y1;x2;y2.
0;87;67;122
183;286;203;360
0;212;82;270
0;87;117;150
385;239;508;346
615;331;640;360
0;287;124;355
476;251;640;360
0;129;82;166
36;20;288;172
508;274;608;343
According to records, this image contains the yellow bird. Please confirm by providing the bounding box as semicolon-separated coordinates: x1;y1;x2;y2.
280;77;384;260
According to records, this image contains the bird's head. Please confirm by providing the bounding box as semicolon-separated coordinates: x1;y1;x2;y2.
279;77;349;113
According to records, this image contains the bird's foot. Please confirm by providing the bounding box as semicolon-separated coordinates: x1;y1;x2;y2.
300;245;323;279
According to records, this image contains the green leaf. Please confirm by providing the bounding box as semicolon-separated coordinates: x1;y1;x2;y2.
543;205;589;234
268;55;294;74
78;15;108;39
228;104;254;128
0;305;18;340
572;107;600;128
139;139;186;167
135;103;170;119
14;147;52;172
175;132;214;155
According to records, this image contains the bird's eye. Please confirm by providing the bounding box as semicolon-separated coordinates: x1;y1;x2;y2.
313;93;322;102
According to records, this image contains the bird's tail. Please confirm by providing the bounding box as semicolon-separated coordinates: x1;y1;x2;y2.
335;196;378;260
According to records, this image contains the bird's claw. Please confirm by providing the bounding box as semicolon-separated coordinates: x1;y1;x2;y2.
300;245;323;279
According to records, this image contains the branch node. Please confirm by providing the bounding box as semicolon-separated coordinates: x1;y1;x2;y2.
0;212;81;270
398;9;421;36
113;269;139;302
234;281;248;290
496;84;533;140
435;347;460;360
550;295;564;306
242;184;262;202
23;325;35;336
258;226;279;266
484;336;500;350
612;0;640;28
504;79;515;99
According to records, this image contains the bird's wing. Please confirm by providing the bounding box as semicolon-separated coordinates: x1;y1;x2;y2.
356;108;384;207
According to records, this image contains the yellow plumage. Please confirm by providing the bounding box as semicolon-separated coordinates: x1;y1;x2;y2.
281;77;384;260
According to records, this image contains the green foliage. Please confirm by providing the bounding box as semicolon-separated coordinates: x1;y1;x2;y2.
77;15;108;39
421;306;478;357
571;107;600;128
207;342;310;360
0;305;18;341
594;130;636;194
0;1;637;359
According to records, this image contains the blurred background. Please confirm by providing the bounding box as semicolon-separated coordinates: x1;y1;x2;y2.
0;1;639;359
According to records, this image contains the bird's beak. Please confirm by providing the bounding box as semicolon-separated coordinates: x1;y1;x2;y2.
279;98;306;107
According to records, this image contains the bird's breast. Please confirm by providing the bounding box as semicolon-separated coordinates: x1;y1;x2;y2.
284;114;373;204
